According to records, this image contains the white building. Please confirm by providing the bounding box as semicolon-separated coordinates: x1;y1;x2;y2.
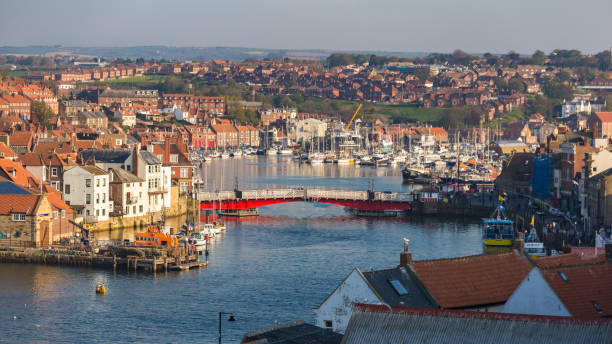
295;118;328;143
63;165;110;223
114;110;136;128
109;168;148;218
161;105;194;124
313;266;437;333
561;99;605;117
136;151;171;213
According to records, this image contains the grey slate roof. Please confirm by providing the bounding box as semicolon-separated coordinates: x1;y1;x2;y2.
140;151;161;165
0;181;31;195
80;111;107;119
110;168;143;183
80;149;132;164
362;266;438;308
341;304;612;344
242;321;342;344
62;100;88;107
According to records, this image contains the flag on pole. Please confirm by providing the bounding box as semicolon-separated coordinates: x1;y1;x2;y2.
498;195;505;202
530;215;534;227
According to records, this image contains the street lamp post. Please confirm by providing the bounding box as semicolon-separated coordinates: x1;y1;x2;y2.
218;312;235;344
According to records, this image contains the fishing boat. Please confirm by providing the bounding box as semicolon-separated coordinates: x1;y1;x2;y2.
134;226;178;248
187;232;207;253
482;204;515;248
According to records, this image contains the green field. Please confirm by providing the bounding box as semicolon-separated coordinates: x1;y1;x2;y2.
484;108;525;128
95;75;167;88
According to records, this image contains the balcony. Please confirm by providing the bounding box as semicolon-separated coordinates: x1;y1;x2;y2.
126;197;139;205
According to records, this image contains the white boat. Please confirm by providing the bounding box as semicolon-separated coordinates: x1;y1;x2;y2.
188;232;207;252
231;150;243;158
266;148;278;155
220;152;230;159
308;153;325;164
336;157;351;165
277;148;293;155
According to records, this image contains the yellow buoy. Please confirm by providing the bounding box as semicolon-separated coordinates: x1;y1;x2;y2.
96;284;106;295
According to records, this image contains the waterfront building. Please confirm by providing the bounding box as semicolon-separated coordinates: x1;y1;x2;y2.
588;112;612;139
63;165;110;223
109;168;148;218
135;150;171;213
502;254;612;317
494;153;535;195
342;304;612;344
313;265;437;333
0;193;54;247
149;138;193;194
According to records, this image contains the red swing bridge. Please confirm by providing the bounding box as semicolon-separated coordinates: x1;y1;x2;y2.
197;187;415;215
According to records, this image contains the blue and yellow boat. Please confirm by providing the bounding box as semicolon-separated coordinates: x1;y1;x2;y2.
482;204;515;248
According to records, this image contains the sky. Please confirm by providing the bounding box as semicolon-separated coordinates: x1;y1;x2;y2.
1;0;611;55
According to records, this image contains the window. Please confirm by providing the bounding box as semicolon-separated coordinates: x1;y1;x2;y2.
53;211;58;219
180;168;189;178
139;205;143;213
51;168;58;177
96;194;99;204
324;320;332;329
133;206;136;214
102;209;105;216
12;213;26;221
86;194;91;204
61;210;66;218
127;165;131;172
96;209;99;216
65;184;70;194
102;179;106;187
389;279;409;295
96;179;100;187
170;154;178;163
86;179;91;187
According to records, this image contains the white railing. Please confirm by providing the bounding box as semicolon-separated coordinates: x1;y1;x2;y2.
197;187;414;203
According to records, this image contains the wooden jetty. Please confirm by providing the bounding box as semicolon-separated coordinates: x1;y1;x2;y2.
0;246;207;273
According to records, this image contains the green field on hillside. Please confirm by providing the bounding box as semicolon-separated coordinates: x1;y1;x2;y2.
96;75;167;88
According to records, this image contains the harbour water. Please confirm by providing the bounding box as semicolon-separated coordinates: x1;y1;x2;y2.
1;156;483;343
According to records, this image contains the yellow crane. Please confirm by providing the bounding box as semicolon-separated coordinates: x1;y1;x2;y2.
345;104;363;131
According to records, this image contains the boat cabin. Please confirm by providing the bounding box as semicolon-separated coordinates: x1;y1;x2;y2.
482;219;514;247
134;226;178;248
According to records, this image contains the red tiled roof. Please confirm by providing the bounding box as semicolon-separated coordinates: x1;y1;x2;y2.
0;194;40;215
0;159;40;187
9;131;34;147
45;191;73;213
535;252;605;268
412;251;532;308
0;142;16;158
595;112;612;123
541;264;612;317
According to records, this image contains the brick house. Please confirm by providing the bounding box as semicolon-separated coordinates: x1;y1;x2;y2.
588;112;612;139
0;193;54;247
162;94;225;115
211;122;238;148
59;100;88;116
2;94;31;120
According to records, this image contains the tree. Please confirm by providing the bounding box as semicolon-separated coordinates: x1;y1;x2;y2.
556;70;571;82
494;77;508;91
526;95;558;119
32;100;54;129
542;80;573;100
531;50;546;65
413;68;431;81
508;78;526;93
0;69;9;81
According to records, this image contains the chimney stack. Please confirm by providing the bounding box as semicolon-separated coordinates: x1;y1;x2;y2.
400;238;412;266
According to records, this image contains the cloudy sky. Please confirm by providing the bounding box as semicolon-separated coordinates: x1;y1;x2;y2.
1;0;611;54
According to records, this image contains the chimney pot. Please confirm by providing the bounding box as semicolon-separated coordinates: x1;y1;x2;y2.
400;238;412;266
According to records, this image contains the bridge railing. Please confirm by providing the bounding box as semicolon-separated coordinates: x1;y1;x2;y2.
198;191;236;201
307;189;369;200
241;189;304;200
373;192;415;202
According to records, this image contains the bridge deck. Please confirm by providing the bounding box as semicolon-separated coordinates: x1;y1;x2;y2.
197;188;415;211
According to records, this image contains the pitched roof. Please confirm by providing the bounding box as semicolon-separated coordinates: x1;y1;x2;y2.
9;131;34;147
411;251;532;308
80;149;131;164
541;264;612;317
0;142;16;158
0;159;40;187
81;165;109;176
341;304;612;344
0;194;41;215
361;266;438;308
595;112;612;123
242;321;342;344
110;168;143;183
535;252;606;268
139;151;161;165
0;181;31;195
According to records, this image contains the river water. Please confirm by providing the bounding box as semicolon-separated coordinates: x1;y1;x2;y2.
0;156;483;343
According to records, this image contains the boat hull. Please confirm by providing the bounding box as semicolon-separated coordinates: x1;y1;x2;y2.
484;238;513;247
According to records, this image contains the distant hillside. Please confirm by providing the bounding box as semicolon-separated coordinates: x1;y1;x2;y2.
0;45;429;61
